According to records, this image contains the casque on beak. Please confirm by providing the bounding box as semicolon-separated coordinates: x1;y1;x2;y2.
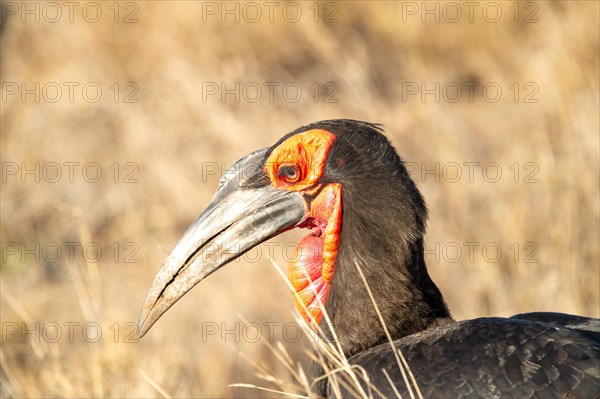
137;148;307;337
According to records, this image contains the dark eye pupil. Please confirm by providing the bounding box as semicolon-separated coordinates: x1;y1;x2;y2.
279;165;298;180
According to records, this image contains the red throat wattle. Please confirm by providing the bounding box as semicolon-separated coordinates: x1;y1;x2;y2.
289;183;342;330
262;129;339;330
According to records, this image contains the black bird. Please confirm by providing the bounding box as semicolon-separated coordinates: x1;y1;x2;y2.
138;119;600;398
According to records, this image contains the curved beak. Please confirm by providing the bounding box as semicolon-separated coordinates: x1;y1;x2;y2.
138;149;307;337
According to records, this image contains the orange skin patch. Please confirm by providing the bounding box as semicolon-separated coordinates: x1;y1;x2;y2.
311;183;341;285
265;129;336;191
264;129;341;330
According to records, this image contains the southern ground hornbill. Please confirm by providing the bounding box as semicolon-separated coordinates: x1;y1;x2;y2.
138;119;600;398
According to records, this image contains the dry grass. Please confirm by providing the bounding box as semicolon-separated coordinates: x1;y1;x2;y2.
1;1;599;398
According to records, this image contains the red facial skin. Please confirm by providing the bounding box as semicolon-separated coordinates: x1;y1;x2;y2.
289;183;341;329
264;130;342;329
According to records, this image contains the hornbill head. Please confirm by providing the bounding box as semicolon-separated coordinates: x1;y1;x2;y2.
138;119;448;355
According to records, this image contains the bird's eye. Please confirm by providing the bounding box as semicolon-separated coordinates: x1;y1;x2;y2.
278;164;301;183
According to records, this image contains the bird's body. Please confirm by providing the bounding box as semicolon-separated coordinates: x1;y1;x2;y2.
345;315;599;398
138;119;600;398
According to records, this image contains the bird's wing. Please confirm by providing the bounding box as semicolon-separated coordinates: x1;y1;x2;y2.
330;318;600;399
511;312;600;343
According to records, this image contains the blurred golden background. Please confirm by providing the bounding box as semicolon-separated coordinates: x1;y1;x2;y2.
1;1;598;397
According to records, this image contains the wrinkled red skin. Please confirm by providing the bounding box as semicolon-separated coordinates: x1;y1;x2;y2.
289;183;341;329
